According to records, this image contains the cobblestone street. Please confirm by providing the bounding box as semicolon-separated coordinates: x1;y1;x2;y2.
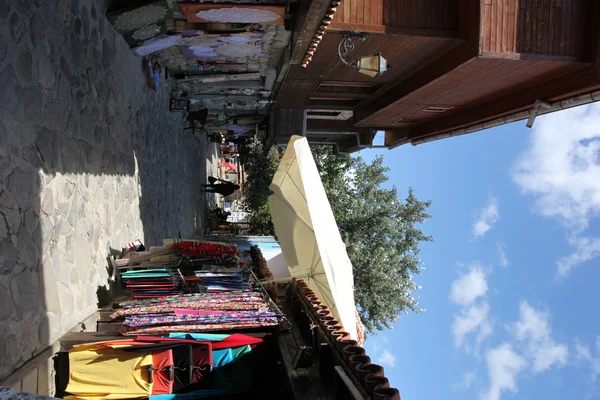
0;0;217;380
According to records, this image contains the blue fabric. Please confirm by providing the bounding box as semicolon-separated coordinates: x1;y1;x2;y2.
150;389;226;400
0;388;54;400
168;332;229;341
213;346;252;367
167;333;252;367
152;333;255;398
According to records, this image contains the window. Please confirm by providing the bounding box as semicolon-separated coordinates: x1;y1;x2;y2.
308;111;342;117
316;82;381;95
420;105;455;113
395;117;421;124
307;110;354;120
305;98;361;108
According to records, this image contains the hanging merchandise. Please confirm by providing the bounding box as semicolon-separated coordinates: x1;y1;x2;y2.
65;343;167;399
57;237;283;399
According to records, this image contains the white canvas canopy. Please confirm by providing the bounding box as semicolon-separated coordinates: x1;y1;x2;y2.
268;136;358;340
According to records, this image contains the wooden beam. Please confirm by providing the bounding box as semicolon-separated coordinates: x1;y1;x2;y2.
308;91;372;100
291;0;334;64
307;118;357;131
334;366;366;400
405;65;600;143
586;1;600;69
355;42;477;126
459;0;481;53
329;23;460;39
480;51;584;63
384;128;410;147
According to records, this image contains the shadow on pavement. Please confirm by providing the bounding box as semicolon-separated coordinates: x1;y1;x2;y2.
0;0;215;382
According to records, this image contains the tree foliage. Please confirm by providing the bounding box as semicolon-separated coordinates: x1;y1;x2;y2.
240;138;280;235
311;146;433;332
241;141;433;332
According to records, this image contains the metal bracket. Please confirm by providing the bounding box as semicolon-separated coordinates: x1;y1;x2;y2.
526;99;552;128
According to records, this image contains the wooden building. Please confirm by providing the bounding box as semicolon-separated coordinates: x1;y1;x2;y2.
270;0;600;151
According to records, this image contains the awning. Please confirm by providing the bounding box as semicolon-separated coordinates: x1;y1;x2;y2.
268;136;358;340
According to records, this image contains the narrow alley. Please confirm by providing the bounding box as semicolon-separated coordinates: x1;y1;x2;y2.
0;0;217;381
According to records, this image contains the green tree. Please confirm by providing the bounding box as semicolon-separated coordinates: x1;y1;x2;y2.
311;146;433;332
242;141;432;332
240;138;280;235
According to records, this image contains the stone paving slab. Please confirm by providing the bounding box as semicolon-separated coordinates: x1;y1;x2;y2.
0;0;217;380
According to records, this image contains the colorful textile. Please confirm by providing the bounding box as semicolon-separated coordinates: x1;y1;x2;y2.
151;350;175;395
174;309;228;316
112;302;265;319
172;241;238;256
115;291;262;309
178;3;285;24
150;389;227;400
111;292;267;319
123;310;278;327
120;269;178;300
147;333;255;399
94;340;213;367
65;343;154;399
0;388;55;400
141;333;263;350
122;320;279;336
168;333;254;367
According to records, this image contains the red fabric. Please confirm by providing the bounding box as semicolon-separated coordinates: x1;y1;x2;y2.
134;334;263;350
172;241;238;256
191;345;212;383
218;162;236;172
218;333;263;348
151;350;174;395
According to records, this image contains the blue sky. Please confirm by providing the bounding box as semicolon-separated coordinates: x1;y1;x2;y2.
359;103;600;400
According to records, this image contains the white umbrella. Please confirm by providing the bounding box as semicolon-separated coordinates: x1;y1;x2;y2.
268;136;358;340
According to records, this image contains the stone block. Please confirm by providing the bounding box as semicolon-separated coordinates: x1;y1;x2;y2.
37;52;56;90
16;49;32;83
7;166;37;212
21;367;38;394
0;65;23;114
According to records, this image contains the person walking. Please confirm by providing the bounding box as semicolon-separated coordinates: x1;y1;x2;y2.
202;176;240;197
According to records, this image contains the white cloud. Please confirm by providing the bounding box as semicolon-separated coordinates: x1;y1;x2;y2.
450;264;493;352
450;264;489;306
576;340;593;361
496;242;509;268
575;337;600;382
532;343;569;372
473;197;500;238
481;343;526;400
512;105;600;278
476;319;494;355
452;302;492;350
512;104;600;230
556;236;600;277
377;349;396;368
511;301;568;373
512;301;551;342
452;371;477;391
481;301;569;400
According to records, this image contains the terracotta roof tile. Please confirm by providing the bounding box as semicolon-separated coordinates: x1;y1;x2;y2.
301;0;340;68
296;280;401;400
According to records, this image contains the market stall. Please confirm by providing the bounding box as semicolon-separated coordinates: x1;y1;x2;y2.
52;239;289;399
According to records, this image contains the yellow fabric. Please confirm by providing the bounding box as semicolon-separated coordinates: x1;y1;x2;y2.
65;342;153;399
